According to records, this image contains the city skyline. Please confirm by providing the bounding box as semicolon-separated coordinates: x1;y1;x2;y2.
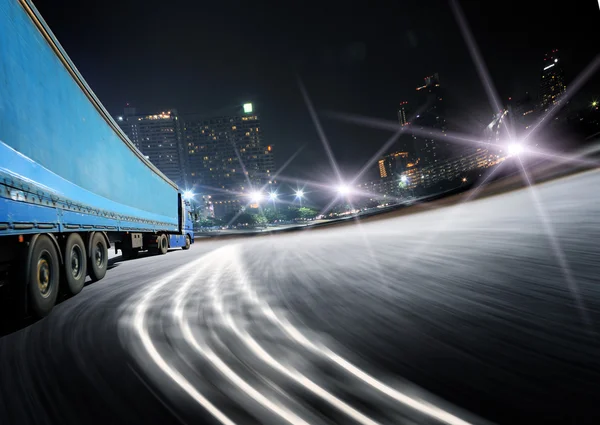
108;47;597;216
33;0;600;183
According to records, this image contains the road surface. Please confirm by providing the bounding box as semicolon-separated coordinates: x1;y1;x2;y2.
1;170;599;425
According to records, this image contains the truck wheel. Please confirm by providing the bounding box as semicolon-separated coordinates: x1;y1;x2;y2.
64;233;87;295
27;235;60;317
89;233;108;282
182;235;191;250
158;234;168;255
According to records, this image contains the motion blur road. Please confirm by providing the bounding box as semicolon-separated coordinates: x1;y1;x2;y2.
1;170;599;425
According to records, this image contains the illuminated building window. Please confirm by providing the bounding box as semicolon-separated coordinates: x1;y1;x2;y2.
378;160;387;178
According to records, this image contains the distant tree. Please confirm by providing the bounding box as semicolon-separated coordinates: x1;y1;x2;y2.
262;207;282;223
282;207;300;221
197;216;224;228
235;212;255;226
223;211;255;226
223;211;237;224
254;214;268;228
364;199;379;209
197;217;215;227
331;203;351;214
298;207;317;220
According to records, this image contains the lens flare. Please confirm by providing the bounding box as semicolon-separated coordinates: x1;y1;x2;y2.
507;143;524;157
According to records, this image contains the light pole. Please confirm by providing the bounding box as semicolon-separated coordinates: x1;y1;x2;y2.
295;189;304;206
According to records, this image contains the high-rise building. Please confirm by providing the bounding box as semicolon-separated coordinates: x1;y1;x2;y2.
507;93;538;133
397;101;410;126
411;73;448;167
540;49;566;110
117;108;186;184
183;103;274;216
377;151;410;179
400;147;494;191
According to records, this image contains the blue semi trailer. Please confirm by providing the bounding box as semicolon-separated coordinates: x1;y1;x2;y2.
0;0;194;317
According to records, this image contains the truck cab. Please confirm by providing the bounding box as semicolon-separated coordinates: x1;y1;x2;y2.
165;195;194;251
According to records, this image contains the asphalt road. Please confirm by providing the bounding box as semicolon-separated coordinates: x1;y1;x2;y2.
1;170;600;425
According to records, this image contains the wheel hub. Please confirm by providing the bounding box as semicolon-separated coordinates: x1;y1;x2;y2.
37;257;51;297
95;242;104;268
71;246;82;278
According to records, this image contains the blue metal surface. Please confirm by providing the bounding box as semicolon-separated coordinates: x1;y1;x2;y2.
0;141;179;234
183;200;195;242
0;0;179;226
0;198;178;236
168;234;186;248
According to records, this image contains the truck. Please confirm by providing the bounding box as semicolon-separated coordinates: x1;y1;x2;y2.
0;0;195;317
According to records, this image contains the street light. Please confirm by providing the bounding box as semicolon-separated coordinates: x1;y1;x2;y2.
183;190;194;200
269;192;278;201
337;184;351;195
249;191;263;203
295;189;304;199
507;143;524;157
400;175;408;184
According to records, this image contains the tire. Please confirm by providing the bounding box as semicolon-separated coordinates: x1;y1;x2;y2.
88;233;108;282
158;234;168;255
182;235;191;250
64;233;87;295
27;235;60;317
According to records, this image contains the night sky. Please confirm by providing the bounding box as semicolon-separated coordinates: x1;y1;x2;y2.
34;0;599;183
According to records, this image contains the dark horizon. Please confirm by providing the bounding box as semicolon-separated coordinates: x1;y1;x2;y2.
33;0;600;182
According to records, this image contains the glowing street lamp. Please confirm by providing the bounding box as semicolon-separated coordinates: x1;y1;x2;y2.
295;190;304;199
337;184;351;196
182;190;194;200
249;191;263;203
507;143;524;157
400;175;408;184
268;192;278;201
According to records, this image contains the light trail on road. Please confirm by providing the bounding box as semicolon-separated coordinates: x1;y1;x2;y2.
131;251;236;425
2;170;600;425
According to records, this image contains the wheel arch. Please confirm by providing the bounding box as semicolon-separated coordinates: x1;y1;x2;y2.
45;233;63;265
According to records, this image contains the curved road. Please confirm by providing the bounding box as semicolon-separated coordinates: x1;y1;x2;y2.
1;170;600;425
